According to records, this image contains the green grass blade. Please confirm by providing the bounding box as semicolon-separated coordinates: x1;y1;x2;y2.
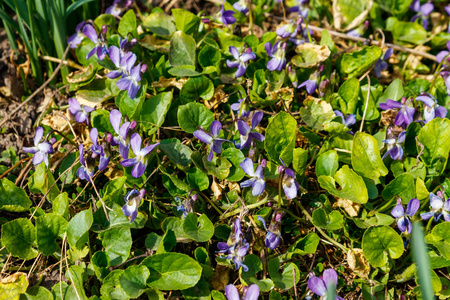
0;7;20;33
65;0;96;18
327;283;336;300
48;0;68;82
412;222;435;300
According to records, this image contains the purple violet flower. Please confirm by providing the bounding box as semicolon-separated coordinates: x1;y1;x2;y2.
116;62;147;99
68;98;95;125
278;159;299;199
120;133;159;178
308;269;343;300
105;0;133;16
334;110;356;129
193;121;227;161
67;21;86;49
107;46;136;79
379;98;416;128
289;0;310;19
231;98;250;118
382;131;406;160
218;218;250;271
217;0;236;25
416;92;447;123
410;0;434;30
232;0;249;14
77;144;95;182
436;41;450;66
83;24;109;60
90;128;110;171
298;69;320;94
109;109;133;159
218;218;244;254
23;127;54;166
373;48;393;78
441;71;450;96
265;41;287;71
276;18;301;39
236;111;265;149
226;46;256;78
391;198;420;233
225;284;259;300
421;191;450;222
346;20;369;38
240;158;265;196
122;188;145;223
258;212;283;250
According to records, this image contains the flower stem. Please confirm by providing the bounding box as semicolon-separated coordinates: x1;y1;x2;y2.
377;195;397;213
221;196;269;219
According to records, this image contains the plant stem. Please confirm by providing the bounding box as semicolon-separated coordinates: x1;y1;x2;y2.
221;196;269;219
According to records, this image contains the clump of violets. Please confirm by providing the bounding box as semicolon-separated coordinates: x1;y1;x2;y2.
391;198;420;233
83;24;109;60
410;0;434;30
379;97;416;128
231;98;251;119
240;158;266;196
416;92;447;123
308;268;343;300
77;144;95;182
258;212;283;250
68;98;95;125
109;109;134;159
436;41;450;66
236;111;265;149
373;48;393;78
225;284;259;300
193;121;228;161
122;188;145;223
218;218;250;271
382;130;406;161
334;110;356;134
265;41;287;71
217;0;236;25
105;0;132;16
421;191;450;222
23;127;54;167
278;159;299;199
232;0;249;14
226;46;256;78
67;21;85;49
120;133;159;178
176;193;198;219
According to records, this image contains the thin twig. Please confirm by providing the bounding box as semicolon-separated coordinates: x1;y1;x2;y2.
0;157;32;180
0;43;72;128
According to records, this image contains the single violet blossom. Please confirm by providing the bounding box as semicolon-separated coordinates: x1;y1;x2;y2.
416;92;447;123
265;41;287;71
217;0;236;25
373;48;393;78
68;98;95;125
225;284;259;300
90;128;110;171
193;121;227;161
258;212;283;250
379;98;416;128
105;0;132;16
276;18;301;39
334;110;356;134
382;131;406;161
410;0;434;30
23;127;54;166
120;133;159;178
107;46;136;79
110;109;133;159
391;198;420;233
122;188;145;223
83;24;109;60
237;111;265;149
436;41;450;66
279;159;299;199
289;0;310;19
240;158;266;196
77;144;95;182
308;269;344;300
232;0;249;14
421;191;450;222
298;69;320;94
67;21;85;49
231;98;250;118
226;46;256;78
117;62;147;99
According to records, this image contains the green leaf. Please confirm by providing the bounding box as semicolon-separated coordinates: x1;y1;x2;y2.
159;138;192;168
268;259;300;290
198;45;221;68
292;148;308;176
418;118;450;176
161;217;189;241
221;147;245;182
183;213;214;242
92;203;147;233
156;229;177;254
168;65;201;77
76;78;117;105
29;162;60;203
118;10;138;38
36;213;68;256
22;285;53;300
425;222;450;260
338;77;360;114
169;31;196;67
318;165;368;204
119;265;150;298
67;207;93;250
312;208;344;230
0;178;32;212
1;218;38;260
282;232;320;260
172;9;200;35
241;254;274;292
143;12;175;36
65;265;88;300
177;102;215;134
92;251;110;280
339;46;382;78
203;156;232;180
91;109;115;135
140;91;173;135
0;272;28;298
182;278;211;299
100;270;129;300
316;150;339;177
378;78;404;105
116;79;148;121
53;192;69;219
100;226;132;266
362;226;404;267
180;76;214;104
186;168;210;191
300;98;335;131
352;132;388;180
382;173;415;203
412;223;435;300
265;112;297;165
142;252;202;290
392;21;427;45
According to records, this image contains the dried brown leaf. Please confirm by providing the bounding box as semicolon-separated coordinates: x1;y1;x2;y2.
347;248;370;278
